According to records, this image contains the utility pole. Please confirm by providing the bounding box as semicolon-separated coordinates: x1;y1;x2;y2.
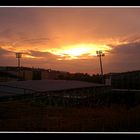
96;50;105;84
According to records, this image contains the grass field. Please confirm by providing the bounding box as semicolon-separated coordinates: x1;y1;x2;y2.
0;98;140;132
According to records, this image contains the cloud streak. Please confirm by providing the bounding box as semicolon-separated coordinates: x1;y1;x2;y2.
0;47;13;56
0;8;140;74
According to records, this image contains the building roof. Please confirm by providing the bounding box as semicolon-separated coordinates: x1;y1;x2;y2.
0;71;18;79
0;80;104;92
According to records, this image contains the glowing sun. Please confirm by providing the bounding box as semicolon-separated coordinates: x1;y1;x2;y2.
52;43;111;60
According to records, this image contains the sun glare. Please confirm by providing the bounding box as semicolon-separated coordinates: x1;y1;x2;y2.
24;54;36;59
2;42;112;60
49;43;112;60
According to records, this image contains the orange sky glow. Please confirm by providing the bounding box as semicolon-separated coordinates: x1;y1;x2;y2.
0;7;140;74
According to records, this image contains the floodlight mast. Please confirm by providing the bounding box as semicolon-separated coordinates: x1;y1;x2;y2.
96;50;105;84
16;52;22;68
16;52;22;80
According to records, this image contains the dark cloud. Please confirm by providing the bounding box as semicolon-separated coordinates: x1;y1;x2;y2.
0;47;13;56
29;50;59;61
0;47;16;66
41;57;97;74
103;41;140;73
30;50;54;57
110;41;140;54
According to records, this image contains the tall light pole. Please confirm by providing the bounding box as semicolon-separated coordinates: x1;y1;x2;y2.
16;52;22;68
16;52;22;80
96;50;105;84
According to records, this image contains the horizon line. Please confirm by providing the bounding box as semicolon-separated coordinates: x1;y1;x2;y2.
0;65;140;75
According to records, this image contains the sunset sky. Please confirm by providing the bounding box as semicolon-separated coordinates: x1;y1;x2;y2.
0;7;140;74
